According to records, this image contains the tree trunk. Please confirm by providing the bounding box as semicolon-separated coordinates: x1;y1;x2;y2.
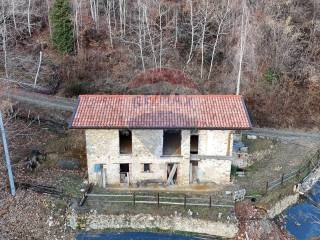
207;0;230;80
158;2;163;69
138;0;145;71
11;0;17;30
34;51;43;87
186;0;194;65
28;0;32;36
236;1;249;95
144;6;157;68
200;0;208;79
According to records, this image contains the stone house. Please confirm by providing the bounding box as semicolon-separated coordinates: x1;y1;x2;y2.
71;95;251;187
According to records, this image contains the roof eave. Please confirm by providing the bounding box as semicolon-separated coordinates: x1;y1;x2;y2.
69;126;252;130
68;97;80;129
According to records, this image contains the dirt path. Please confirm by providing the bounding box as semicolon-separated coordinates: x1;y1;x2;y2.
3;88;320;141
2;88;76;111
246;128;320;141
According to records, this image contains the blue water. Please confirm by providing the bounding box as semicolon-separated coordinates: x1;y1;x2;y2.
284;181;320;240
76;232;202;240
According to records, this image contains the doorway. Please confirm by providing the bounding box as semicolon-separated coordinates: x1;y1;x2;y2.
190;135;199;154
167;163;178;185
190;161;198;183
120;163;130;184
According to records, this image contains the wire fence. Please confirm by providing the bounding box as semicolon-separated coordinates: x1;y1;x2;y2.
264;149;320;193
85;192;235;209
80;150;320;207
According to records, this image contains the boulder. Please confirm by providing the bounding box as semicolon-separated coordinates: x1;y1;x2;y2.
58;159;80;170
247;135;257;140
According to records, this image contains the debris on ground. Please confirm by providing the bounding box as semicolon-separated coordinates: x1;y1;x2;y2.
235;201;293;240
0;190;74;240
25;149;47;171
17;182;63;197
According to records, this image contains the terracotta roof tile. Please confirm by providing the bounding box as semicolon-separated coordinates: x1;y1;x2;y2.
71;95;252;129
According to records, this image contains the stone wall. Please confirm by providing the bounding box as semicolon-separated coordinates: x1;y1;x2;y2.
198;130;233;156
198;160;231;184
267;194;299;218
85;129;233;186
85;129;119;183
68;212;238;238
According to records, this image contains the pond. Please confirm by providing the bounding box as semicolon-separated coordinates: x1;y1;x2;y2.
76;232;210;240
284;181;320;240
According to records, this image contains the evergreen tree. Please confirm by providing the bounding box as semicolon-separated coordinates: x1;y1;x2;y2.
50;0;74;54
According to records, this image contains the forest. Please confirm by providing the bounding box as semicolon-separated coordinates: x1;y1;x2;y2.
0;0;319;128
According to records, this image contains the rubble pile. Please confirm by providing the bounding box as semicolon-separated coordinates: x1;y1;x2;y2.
235;201;293;240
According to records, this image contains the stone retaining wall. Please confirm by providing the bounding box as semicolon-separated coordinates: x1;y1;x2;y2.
68;211;238;238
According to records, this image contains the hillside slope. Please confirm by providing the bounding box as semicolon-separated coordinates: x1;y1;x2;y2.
0;0;319;128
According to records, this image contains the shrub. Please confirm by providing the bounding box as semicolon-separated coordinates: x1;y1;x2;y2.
64;81;91;97
264;68;279;85
50;0;74;54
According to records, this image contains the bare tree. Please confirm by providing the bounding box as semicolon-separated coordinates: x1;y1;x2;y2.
1;0;8;78
112;0;117;31
144;5;157;67
11;0;17;30
74;0;83;52
200;0;208;79
45;0;52;39
207;0;230;80
174;8;178;48
119;0;123;36
33;51;43;87
137;0;145;71
158;1;163;69
118;0;126;37
122;0;126;35
27;0;32;36
104;0;113;48
186;0;194;65
90;0;99;30
236;1;249;95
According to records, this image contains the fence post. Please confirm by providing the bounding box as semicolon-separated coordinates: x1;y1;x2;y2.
308;160;311;170
157;193;160;207
184;194;187;208
133;192;135;206
281;173;284;185
265;181;269;194
209;196;212;208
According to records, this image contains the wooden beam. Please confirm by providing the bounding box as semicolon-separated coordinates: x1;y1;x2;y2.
166;163;177;185
226;131;232;156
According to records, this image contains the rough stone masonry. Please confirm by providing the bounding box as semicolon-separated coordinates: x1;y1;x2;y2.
85;129;233;186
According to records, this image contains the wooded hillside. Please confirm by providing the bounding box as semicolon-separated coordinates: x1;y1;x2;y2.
0;0;319;128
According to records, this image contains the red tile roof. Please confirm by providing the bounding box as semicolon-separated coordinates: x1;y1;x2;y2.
71;95;252;129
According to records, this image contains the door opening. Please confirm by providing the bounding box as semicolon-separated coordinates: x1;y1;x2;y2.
191;161;198;183
190;135;199;154
120;163;130;184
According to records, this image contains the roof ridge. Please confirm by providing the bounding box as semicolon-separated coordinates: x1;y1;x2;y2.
79;94;243;97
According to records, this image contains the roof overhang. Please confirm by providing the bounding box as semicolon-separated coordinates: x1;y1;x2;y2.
70;94;253;130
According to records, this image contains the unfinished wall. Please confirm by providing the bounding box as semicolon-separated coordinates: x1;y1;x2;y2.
85;129;232;186
85;129;119;184
198;130;233;156
197;160;231;184
85;129;191;186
